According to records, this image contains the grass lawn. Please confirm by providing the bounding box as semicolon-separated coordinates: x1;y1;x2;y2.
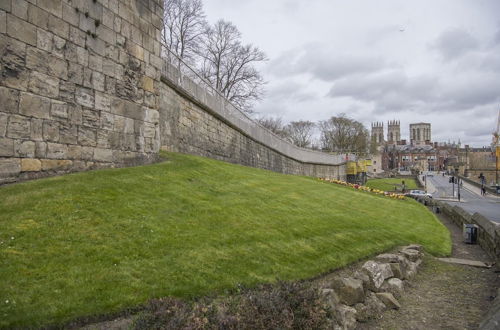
366;178;419;192
0;152;451;328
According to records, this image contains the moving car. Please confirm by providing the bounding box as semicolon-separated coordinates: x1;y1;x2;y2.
406;190;433;198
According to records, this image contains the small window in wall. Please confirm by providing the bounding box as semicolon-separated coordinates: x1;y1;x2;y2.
374;169;377;172
374;161;377;164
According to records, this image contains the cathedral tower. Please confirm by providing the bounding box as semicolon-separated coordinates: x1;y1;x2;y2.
387;120;401;144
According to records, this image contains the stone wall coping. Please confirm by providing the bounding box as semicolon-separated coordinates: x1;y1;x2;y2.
160;60;354;166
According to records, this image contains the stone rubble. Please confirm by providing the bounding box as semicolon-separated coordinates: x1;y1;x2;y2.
320;244;425;329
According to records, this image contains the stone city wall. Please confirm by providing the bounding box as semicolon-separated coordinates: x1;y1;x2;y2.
159;61;347;179
1;0;347;184
0;0;164;184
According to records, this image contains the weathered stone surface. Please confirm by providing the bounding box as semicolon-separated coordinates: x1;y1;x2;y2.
0;36;30;91
0;113;7;137
51;101;68;119
0;158;21;177
334;304;357;330
7;115;31;139
379;263;394;280
78;127;97;147
42;120;59;142
0;86;20;114
93;148;113;162
400;249;421;262
0;9;6;34
95;91;111;111
404;244;423;252
14;139;35;157
75;87;94;108
30;118;43;142
19;92;51;119
354;292;386;322
46;142;68;159
381;278;404;298
28;71;59;98
389;263;404;279
331;277;365;306
0;137;14;156
7;13;36;46
59;122;77;145
38;0;63;19
21;158;41;172
361;261;386;291
41;159;72;171
375;292;401;310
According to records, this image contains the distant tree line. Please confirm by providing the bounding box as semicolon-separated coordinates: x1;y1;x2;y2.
163;1;369;155
163;0;266;113
257;114;369;155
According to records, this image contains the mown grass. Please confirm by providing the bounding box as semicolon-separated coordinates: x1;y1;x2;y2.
366;178;419;191
0;152;450;328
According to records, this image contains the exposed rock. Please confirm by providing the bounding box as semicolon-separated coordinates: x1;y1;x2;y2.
375;292;401;310
334;304;357;330
379;263;394;280
320;288;340;310
389;262;404;279
381;278;404;298
400;248;421;262
354;292;386;322
331;277;365;306
361;261;385;291
404;244;423;252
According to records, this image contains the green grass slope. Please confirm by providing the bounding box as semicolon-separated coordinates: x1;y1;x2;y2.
366;178;418;191
0;152;451;328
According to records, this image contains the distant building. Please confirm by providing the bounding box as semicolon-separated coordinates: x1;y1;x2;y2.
409;123;431;146
371;122;384;145
387;120;401;145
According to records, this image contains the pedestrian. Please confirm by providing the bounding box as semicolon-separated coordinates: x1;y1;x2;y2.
482;187;486;196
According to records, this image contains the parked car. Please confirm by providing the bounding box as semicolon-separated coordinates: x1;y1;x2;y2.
406;190;433;198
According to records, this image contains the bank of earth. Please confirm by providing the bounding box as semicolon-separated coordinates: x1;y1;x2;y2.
0;152;450;328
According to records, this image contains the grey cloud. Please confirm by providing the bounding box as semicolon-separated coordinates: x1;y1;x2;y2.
267;45;386;82
431;28;479;60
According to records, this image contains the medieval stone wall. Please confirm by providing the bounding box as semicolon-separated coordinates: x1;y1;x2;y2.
0;0;163;184
1;0;346;183
158;65;346;180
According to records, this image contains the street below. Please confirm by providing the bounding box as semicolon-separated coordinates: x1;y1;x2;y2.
425;174;500;223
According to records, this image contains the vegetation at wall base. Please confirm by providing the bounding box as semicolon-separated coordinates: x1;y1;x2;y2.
366;178;419;192
0;152;450;328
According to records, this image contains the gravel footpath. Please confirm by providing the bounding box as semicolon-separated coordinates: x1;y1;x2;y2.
358;213;499;330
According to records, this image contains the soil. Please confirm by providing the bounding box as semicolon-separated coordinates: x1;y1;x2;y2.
357;213;500;330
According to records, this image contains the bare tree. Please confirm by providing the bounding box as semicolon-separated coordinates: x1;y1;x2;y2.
256;116;289;139
285;121;316;148
319;114;369;155
163;0;206;65
198;19;267;113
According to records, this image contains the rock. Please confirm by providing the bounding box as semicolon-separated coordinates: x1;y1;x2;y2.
381;278;404;298
21;158;41;172
376;253;409;279
389;263;404;279
331;277;365;306
375;292;401;310
379;263;394;280
320;288;340;310
334;304;357;330
361;261;385;291
400;248;421;262
403;244;423;252
354;292;386;322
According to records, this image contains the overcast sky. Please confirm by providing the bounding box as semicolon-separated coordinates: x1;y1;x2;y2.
203;0;500;147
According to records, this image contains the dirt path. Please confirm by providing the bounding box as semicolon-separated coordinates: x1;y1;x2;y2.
358;213;499;330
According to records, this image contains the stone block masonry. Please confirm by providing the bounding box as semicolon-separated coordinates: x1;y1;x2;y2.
1;0;347;184
0;0;164;184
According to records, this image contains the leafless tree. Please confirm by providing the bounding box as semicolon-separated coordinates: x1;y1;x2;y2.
162;0;206;65
319;114;369;155
285;121;316;148
256;116;289;139
198;19;267;113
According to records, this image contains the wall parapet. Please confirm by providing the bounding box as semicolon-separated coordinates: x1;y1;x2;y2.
160;59;351;166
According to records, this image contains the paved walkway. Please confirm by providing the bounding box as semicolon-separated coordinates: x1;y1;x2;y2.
426;174;500;223
359;213;499;330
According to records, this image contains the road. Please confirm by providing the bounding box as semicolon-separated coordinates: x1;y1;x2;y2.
425;174;500;223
